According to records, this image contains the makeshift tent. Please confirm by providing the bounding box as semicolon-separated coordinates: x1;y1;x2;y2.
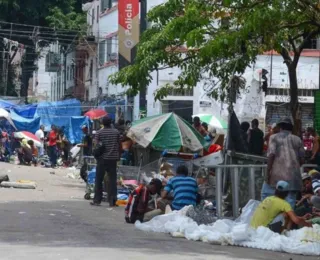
67;116;91;144
99;99;125;120
10;109;40;133
0;99;15;110
35;99;81;131
12;104;37;119
0;108;16;129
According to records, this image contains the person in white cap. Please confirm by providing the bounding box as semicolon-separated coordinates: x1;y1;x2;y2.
251;180;312;232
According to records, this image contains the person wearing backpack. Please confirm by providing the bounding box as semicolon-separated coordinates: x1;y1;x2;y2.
125;179;162;223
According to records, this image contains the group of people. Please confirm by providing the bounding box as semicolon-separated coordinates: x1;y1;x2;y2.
122;116;320;234
249;118;320;232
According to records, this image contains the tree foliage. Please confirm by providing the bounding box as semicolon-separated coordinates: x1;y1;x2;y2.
0;0;86;97
110;0;320;130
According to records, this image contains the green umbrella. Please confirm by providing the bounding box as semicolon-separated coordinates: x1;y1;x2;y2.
192;114;228;131
128;113;208;152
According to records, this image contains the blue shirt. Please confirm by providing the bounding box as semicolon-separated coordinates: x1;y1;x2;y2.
164;176;198;210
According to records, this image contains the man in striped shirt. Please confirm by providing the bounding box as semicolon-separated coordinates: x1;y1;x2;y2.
91;116;121;207
162;165;198;210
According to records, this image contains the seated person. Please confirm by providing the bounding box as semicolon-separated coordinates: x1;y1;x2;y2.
296;173;313;205
161;165;198;211
250;180;312;232
121;136;133;165
27;140;38;166
310;172;320;210
125;178;162;224
17;139;33;165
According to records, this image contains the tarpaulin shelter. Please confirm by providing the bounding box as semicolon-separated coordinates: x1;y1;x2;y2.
98;99;125;120
0;99;15;110
35;99;81;131
67;116;91;144
10;109;40;133
11;104;37;119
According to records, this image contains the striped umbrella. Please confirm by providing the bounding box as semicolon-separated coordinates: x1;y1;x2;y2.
128;113;208;152
13;131;41;147
192;114;228;132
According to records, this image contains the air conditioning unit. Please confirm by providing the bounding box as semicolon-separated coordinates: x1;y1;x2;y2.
110;52;118;61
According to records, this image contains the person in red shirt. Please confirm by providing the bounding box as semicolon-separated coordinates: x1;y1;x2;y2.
48;125;58;168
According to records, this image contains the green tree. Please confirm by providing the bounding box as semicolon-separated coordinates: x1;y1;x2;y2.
110;0;320;133
0;0;86;99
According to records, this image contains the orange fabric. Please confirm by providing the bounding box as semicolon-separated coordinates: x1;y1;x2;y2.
204;144;222;156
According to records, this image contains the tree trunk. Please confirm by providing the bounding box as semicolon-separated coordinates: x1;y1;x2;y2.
288;66;301;136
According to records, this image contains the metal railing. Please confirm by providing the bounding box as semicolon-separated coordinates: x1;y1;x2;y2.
208;164;267;219
207;161;318;220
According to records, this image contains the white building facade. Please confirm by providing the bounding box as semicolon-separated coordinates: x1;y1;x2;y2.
85;0;320;127
32;43;77;102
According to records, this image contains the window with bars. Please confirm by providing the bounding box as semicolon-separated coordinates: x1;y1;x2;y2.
97;6;99;23
92;8;95;25
99;40;106;65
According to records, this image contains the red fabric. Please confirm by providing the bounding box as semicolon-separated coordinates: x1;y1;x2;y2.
204;144;222;156
48;130;57;146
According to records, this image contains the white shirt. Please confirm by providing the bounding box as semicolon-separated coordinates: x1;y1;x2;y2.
35;129;44;146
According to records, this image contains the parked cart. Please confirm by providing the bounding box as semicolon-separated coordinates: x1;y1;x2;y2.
83;156;99;200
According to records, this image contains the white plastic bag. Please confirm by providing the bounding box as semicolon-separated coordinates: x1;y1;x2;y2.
235;199;260;224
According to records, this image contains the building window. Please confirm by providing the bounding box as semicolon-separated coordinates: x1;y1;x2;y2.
97;6;99;23
90;60;93;79
99;40;106;65
101;0;107;12
101;0;117;12
92;8;95;25
106;38;112;61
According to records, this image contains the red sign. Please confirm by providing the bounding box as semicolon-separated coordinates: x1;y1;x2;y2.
118;0;140;67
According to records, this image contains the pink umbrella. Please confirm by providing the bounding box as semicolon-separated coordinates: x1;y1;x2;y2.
84;109;107;120
13;131;42;147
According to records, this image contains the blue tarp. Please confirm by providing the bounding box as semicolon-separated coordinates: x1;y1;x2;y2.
0;99;15;110
67;116;91;144
35;99;81;131
98;99;125;120
10;110;40;134
12;104;37;119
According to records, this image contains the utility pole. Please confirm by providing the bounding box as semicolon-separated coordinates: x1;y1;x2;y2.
139;0;147;117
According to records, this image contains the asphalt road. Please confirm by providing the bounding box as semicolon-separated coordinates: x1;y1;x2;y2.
0;162;318;260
